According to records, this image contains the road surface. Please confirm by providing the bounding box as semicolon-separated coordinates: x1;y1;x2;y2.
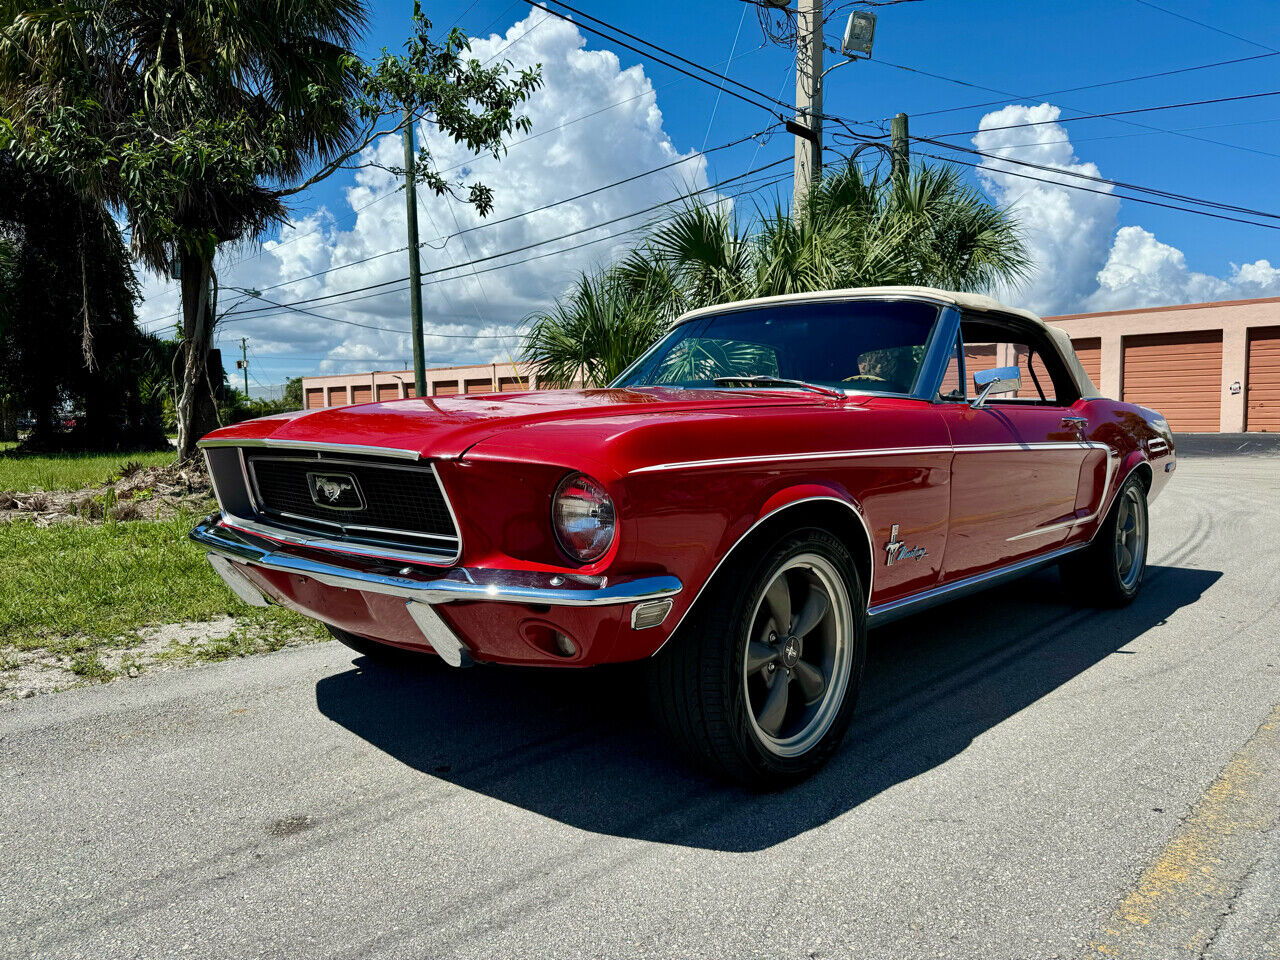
2;454;1277;959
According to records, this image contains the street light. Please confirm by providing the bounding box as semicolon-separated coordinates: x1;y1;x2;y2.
841;10;877;58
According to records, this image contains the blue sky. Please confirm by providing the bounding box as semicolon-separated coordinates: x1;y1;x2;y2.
136;0;1280;390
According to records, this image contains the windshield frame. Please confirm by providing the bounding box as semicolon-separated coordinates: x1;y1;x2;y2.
610;294;959;400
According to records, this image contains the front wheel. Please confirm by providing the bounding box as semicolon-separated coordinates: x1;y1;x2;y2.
649;528;867;788
1060;475;1149;606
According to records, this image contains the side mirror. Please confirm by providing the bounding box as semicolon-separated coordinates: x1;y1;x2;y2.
971;366;1021;409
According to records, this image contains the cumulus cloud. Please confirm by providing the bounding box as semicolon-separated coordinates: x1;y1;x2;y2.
135;8;710;377
972;104;1119;316
972;103;1280;316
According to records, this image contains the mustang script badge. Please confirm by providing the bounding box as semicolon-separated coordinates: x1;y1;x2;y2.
884;523;927;566
306;472;365;511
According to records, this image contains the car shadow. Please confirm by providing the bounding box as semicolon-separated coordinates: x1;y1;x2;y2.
315;564;1220;852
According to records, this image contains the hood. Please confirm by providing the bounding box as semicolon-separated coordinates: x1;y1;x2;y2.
201;387;831;459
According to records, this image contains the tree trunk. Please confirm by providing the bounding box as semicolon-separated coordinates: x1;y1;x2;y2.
174;250;220;461
0;397;16;442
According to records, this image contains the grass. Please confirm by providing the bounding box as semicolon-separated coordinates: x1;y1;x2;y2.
0;512;325;658
0;449;175;493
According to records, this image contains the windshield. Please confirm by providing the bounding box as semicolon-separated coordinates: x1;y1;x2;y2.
614;298;941;395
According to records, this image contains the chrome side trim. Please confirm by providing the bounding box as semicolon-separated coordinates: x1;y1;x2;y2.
191;515;682;607
200;437;424;461
632;441;1103;475
648;495;875;657
866;543;1085;628
1004;444;1117;542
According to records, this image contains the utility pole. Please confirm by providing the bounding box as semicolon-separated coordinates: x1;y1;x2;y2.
793;0;824;211
239;337;249;397
890;112;910;181
402;107;427;398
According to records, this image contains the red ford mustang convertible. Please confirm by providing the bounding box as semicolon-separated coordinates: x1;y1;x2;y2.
193;286;1175;786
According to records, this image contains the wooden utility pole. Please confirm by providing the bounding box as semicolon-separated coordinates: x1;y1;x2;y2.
402;108;427;398
891;112;910;180
794;0;823;211
239;337;249;397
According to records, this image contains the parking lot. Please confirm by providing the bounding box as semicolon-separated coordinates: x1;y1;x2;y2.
1;452;1277;959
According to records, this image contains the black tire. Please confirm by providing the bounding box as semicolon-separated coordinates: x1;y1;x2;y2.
1059;474;1149;606
326;625;439;666
648;527;867;789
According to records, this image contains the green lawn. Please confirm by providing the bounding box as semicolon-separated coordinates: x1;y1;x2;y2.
0;513;324;657
0;449;175;493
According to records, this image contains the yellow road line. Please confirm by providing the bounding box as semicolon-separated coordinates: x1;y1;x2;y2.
1086;701;1280;958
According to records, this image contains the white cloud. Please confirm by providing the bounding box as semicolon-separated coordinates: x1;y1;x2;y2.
135;8;709;378
972;103;1280;316
972;104;1119;316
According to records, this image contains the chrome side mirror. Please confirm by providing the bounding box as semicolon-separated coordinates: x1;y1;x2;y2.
971;366;1021;409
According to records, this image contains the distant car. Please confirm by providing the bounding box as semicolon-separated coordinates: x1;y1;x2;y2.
192;286;1174;786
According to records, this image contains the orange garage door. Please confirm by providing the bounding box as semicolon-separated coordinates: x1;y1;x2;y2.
351;385;372;405
1071;338;1101;389
1122;331;1222;432
1247;327;1280;432
304;388;324;410
376;382;399;402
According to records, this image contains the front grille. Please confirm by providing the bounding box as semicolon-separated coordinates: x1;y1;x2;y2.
244;453;459;556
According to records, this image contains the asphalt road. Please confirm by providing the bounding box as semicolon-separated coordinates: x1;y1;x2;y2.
2;454;1278;960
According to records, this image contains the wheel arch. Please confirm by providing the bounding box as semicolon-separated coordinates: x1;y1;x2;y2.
651;493;874;658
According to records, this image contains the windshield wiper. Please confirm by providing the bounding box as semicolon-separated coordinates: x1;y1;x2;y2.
712;376;846;400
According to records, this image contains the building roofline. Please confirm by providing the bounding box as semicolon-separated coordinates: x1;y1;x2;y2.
1046;295;1280;322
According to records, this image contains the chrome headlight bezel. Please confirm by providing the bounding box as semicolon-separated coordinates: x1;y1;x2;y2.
551;472;617;564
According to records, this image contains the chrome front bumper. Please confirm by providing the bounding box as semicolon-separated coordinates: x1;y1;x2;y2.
189;515;683;608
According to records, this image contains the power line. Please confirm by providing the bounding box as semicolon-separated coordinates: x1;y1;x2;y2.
906;51;1280;120
1130;0;1279;54
223;168;792;324
911;133;1280;223
837;39;1280;160
909;144;1280;231
225;156;790;318
521;0;792;119
253;127;776;294
931;89;1280;139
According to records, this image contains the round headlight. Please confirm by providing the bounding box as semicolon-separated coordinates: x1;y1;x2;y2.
552;473;616;563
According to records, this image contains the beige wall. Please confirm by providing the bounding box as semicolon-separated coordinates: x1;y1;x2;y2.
1046;297;1280;432
302;361;538;408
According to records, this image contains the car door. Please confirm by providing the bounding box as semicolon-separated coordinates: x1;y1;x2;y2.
935;316;1103;581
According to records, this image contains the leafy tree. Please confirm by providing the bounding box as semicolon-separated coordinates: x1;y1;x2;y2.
0;152;165;450
522;161;1029;386
283;377;303;410
0;0;541;458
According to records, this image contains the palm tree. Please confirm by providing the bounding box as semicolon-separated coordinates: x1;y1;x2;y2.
1;0;540;458
521;160;1030;386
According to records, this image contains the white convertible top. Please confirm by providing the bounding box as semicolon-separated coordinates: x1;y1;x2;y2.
673;285;1103;400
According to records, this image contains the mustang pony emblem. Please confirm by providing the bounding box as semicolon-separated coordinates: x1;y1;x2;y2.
885;523;927;566
306;472;364;510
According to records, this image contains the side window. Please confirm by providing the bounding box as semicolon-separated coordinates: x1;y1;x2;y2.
959;318;1072;405
937;334;966;401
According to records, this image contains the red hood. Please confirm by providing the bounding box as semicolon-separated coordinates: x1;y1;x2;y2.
202;387;833;459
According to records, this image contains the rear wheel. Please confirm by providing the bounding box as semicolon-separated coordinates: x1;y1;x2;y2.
649;528;866;788
326;625;439;666
1060;475;1149;606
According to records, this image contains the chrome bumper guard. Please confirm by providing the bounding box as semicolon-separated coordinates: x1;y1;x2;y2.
190;515;683;609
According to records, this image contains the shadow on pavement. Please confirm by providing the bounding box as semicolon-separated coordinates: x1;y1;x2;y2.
315;564;1220;852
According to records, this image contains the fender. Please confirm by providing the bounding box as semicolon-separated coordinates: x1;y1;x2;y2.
1087;451;1153;544
649;487;874;658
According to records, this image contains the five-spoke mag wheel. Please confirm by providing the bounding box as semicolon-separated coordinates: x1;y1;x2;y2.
743;554;853;758
1114;485;1146;591
649;528;866;788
